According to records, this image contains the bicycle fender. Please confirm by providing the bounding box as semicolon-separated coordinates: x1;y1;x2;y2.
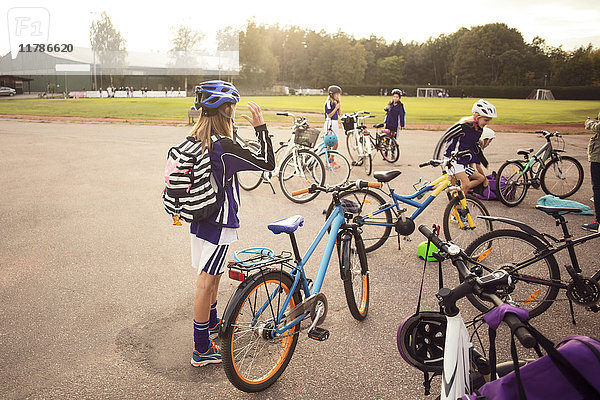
477;216;551;247
338;230;353;281
507;158;525;163
219;268;295;337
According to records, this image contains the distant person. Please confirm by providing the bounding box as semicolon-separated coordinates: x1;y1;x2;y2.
384;88;388;96
324;85;342;168
165;87;168;97
443;99;497;194
383;88;406;135
99;87;102;97
583;113;600;232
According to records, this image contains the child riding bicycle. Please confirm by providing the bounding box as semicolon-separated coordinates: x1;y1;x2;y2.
443;99;497;194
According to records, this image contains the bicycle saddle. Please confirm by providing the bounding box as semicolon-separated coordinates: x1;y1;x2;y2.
373;123;384;128
517;148;534;156
268;215;304;234
373;170;402;183
535;205;582;215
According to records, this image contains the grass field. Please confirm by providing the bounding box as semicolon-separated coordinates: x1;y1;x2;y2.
1;96;599;126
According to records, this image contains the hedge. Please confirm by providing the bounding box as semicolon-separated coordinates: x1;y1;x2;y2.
342;85;600;100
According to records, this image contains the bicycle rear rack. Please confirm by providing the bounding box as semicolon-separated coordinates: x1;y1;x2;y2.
227;251;296;281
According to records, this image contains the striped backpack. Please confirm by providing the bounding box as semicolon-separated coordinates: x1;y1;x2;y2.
162;136;222;224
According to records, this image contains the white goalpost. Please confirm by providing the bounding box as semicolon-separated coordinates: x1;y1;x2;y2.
527;89;555;100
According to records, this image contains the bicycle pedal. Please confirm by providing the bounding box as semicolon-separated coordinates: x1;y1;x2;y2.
351;161;358;167
308;327;329;341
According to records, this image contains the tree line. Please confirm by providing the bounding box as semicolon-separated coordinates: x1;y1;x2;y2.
89;13;600;91
236;21;600;90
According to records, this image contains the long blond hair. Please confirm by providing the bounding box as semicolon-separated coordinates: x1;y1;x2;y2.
458;113;482;128
189;103;235;152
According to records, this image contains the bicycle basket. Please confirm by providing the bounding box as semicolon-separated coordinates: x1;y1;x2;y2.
294;127;320;147
341;115;356;132
551;135;565;152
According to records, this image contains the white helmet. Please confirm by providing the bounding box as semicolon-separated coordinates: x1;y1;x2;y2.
472;99;497;118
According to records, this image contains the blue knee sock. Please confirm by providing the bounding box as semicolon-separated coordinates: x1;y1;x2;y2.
210;301;218;328
194;320;210;353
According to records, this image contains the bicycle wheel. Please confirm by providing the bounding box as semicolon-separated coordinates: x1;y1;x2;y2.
497;161;528;207
320;150;351;186
279;148;325;203
222;270;302;392
325;189;393;252
379;135;400;163
346;132;360;163
540;155;584;198
442;194;493;248
341;230;369;320
237;142;264;191
464;229;561;318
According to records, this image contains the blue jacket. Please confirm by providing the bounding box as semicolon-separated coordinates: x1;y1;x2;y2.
384;101;406;128
190;125;275;244
444;122;483;166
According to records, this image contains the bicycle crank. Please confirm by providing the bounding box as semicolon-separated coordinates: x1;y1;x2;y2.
566;278;600;307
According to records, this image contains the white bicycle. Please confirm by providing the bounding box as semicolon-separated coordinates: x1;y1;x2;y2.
398;225;539;399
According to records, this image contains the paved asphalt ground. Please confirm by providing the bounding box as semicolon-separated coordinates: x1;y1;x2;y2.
1;119;598;399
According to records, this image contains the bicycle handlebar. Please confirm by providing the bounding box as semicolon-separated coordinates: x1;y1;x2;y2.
418;224;537;349
419;150;471;169
276;112;289;116
535;130;561;138
291;180;382;197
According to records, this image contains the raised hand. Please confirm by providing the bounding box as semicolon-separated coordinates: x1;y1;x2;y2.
241;101;265;127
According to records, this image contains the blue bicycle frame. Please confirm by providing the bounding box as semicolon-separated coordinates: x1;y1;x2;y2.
267;202;345;335
354;172;455;228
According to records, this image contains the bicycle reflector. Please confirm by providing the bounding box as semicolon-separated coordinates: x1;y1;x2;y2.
524;289;541;304
476;248;493;263
229;269;245;282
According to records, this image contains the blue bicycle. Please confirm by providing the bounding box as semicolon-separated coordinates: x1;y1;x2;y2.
220;180;376;392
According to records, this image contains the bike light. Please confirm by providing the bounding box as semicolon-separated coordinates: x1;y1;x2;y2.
476;248;493;262
229;270;245;282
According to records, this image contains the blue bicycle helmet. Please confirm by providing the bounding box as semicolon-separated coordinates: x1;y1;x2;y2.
194;80;240;112
324;133;338;147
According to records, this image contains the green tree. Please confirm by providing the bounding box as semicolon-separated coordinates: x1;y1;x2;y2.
311;33;367;87
89;11;127;87
452;23;526;85
238;21;279;88
377;55;404;84
169;25;203;92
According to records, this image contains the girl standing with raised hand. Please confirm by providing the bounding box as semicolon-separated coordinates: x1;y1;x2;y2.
188;80;275;367
324;85;342;168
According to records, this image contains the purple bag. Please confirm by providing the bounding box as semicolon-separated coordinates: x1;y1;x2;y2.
462;335;600;399
470;172;507;201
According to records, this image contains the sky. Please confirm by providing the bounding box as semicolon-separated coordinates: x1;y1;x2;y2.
1;0;599;56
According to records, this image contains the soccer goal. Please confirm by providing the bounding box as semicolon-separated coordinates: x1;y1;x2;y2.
417;87;447;98
527;89;555;100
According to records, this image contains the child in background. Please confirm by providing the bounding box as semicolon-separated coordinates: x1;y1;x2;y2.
324;85;342;168
383;89;406;135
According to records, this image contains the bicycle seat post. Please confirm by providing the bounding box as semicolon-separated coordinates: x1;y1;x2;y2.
287;232;302;264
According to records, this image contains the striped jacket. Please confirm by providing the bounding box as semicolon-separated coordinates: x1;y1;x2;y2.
190;124;275;244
